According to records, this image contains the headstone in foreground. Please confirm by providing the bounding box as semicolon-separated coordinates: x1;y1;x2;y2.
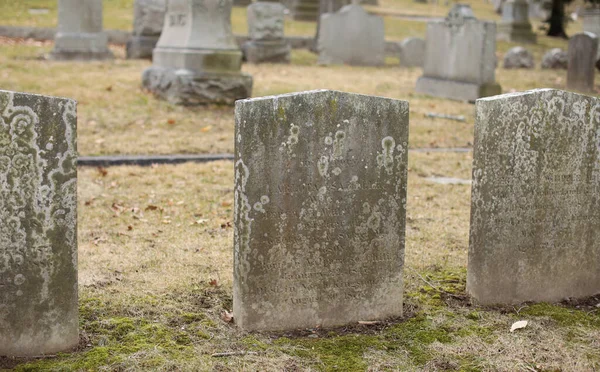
497;0;537;44
399;37;425;68
468;89;600;305
567;32;598;93
142;0;253;105
233;90;408;331
126;0;167;59
49;0;114;61
317;4;385;66
415;5;501;101
243;2;291;64
0;90;78;356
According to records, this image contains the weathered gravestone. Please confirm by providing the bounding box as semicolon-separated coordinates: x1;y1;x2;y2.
468;89;600;305
243;2;291;63
317;4;385;66
289;0;320;21
399;37;426;68
233;90;408;331
126;0;166;59
415;5;501;101
497;0;537;44
503;46;534;69
567;32;598;93
142;0;253;105
49;0;113;61
0;90;78;356
541;48;568;70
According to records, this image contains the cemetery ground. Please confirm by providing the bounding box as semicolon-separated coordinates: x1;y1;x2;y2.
1;1;600;371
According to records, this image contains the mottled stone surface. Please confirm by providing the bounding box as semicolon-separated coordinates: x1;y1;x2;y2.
541;48;568;69
0;90;78;356
242;2;291;64
416;5;502;101
317;5;385;66
233;90;408;331
49;0;113;61
289;0;320;21
142;0;252;105
567;32;598;93
399;37;425;68
468;89;600;305
503;46;534;69
126;0;166;59
497;0;537;44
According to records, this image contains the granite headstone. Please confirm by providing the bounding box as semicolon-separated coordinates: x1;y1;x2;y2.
497;0;537;44
126;0;167;59
567;32;598;93
399;37;426;68
243;2;291;63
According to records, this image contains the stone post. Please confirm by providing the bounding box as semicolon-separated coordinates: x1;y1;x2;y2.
497;0;537;43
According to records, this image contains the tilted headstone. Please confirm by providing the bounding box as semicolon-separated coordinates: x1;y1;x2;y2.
317;4;385;66
399;37;426;68
242;2;291;64
497;0;537;44
49;0;114;60
503;46;534;69
541;48;568;70
233;90;408;331
567;32;598;93
142;0;253;105
416;5;501;101
468;89;600;305
126;0;167;59
0;90;78;356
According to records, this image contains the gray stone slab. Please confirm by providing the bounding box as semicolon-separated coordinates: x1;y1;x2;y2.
127;0;166;59
399;37;425;68
416;5;501;101
233;90;408;331
497;0;537;44
243;2;291;64
541;48;568;70
468;89;600;305
503;46;534;69
142;0;252;105
0;90;78;356
49;0;113;61
317;4;385;66
567;32;598;93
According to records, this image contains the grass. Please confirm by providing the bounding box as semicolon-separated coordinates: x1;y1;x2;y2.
1;153;597;371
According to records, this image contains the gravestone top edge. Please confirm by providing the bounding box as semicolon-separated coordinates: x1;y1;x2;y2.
235;89;405;105
0;89;76;103
475;88;569;102
574;31;599;40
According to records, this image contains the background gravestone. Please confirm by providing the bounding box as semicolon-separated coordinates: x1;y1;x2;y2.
468;89;600;305
142;0;252;105
415;5;502;101
126;0;166;59
567;32;598;93
541;48;568;69
0;90;78;356
49;0;114;61
497;0;537;44
233;90;408;331
317;4;385;66
399;37;426;68
243;2;291;63
503;46;534;69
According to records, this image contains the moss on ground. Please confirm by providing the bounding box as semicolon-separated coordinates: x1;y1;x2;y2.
520;303;600;329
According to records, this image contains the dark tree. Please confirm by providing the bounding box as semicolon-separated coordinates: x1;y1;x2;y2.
546;0;572;38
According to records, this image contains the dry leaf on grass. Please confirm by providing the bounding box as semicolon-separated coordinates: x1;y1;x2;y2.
221;310;233;323
510;320;528;332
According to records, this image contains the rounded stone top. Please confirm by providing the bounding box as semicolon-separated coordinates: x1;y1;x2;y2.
447;4;477;22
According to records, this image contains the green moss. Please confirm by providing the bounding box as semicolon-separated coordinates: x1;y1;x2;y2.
241;335;271;352
520;303;600;329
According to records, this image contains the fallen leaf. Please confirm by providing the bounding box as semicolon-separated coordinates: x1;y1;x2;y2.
510;320;528;332
127;225;133;231
97;166;108;177
209;279;218;287
221;310;233;323
105;86;112;92
167;119;176;125
145;205;159;211
358;320;381;325
201;126;213;133
221;201;232;207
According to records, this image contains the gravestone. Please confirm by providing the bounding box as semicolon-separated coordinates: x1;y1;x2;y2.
468;89;600;305
49;0;114;60
0;90;78;356
142;0;253;105
541;48;568;69
497;0;537;44
567;32;598;93
416;5;502;101
243;2;291;63
290;0;320;21
399;37;426;68
582;8;600;67
233;90;408;331
503;46;534;69
317;4;385;66
126;0;166;59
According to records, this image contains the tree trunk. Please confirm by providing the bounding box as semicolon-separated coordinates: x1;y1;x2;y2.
547;0;568;38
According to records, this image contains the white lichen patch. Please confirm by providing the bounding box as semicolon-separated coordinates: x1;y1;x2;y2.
317;156;329;178
332;167;342;176
376;136;396;175
333;130;346;159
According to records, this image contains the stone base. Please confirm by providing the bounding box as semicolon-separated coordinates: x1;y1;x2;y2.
49;32;114;61
142;67;253;105
415;76;502;102
48;49;114;61
127;35;160;59
497;23;537;44
242;40;291;64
